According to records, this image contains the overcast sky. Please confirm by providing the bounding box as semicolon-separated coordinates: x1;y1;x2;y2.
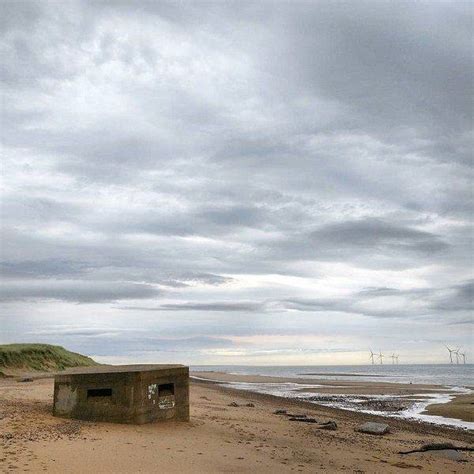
1;0;472;365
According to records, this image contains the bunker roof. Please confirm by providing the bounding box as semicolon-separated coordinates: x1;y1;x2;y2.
57;364;187;376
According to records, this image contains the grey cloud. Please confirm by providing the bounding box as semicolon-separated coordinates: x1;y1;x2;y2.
447;319;474;326
102;204;268;237
270;218;449;269
268;3;472;152
277;298;344;313
356;282;473;318
173;273;234;286
356;287;401;297
15;326;235;356
432;280;473;312
0;280;160;303
117;277;472;321
129;273;234;288
247;279;472;320
312;219;448;253
122;302;263;312
0;196;83;225
198;205;264;228
0;259;92;279
356;281;473;315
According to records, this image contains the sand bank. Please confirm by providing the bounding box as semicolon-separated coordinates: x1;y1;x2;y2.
425;394;474;423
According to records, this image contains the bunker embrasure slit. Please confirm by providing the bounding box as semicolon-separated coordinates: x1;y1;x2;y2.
87;388;112;398
159;383;174;396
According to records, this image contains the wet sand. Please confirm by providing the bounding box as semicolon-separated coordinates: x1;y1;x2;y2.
191;370;452;394
0;376;473;473
425;394;474;423
192;371;472;423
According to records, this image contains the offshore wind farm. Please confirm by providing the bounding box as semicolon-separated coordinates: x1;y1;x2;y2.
367;346;469;365
445;345;468;364
369;349;400;365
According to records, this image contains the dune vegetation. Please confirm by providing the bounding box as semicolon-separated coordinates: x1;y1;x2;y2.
0;343;98;375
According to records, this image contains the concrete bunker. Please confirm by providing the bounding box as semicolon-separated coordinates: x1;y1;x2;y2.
53;364;189;424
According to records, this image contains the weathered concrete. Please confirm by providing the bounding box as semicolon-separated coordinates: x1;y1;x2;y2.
53;364;189;424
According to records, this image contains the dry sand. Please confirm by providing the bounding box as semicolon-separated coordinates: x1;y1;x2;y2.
1;376;473;473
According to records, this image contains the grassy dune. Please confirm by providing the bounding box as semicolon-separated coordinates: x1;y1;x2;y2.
0;343;98;375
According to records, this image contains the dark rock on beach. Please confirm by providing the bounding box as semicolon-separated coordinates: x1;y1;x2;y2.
431;449;467;462
289;417;318;423
318;421;337;430
355;422;390;435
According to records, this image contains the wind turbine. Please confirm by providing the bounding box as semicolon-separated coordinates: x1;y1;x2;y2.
455;348;461;364
391;354;396;364
378;350;384;365
459;352;466;364
395;354;399;364
369;349;376;365
445;345;455;364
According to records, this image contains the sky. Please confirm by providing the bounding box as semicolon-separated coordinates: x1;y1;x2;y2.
1;0;472;365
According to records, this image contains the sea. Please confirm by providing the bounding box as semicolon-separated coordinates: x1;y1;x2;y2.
191;364;474;430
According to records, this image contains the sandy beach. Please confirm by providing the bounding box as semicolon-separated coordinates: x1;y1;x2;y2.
1;374;473;473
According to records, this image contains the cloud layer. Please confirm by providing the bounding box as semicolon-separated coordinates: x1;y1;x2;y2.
1;1;472;364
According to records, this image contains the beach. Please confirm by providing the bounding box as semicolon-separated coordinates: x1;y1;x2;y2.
1;374;473;473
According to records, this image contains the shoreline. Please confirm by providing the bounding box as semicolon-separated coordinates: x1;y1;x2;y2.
191;371;474;428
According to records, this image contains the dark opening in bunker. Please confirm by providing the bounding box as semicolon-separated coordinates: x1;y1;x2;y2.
158;383;174;396
87;388;112;398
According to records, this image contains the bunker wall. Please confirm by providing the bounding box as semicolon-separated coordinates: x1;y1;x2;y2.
53;366;189;424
